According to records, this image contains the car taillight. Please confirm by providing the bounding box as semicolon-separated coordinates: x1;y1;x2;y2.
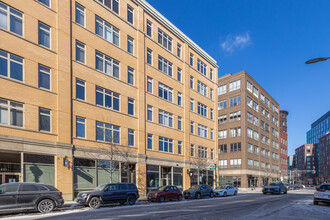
58;192;63;196
317;189;326;192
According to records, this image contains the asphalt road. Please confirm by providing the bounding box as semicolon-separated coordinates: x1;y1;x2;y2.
2;190;330;220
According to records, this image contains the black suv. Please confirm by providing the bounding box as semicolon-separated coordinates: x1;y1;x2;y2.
76;183;139;209
0;182;64;213
183;185;214;199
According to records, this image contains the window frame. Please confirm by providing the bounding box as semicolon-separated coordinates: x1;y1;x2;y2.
38;64;51;90
39;107;51;132
38;21;51;49
0;2;23;36
75;2;85;27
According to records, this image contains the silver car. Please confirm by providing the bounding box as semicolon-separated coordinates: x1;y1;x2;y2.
314;183;330;205
214;185;238;197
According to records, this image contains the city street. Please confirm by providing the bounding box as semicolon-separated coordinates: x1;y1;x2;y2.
2;189;329;220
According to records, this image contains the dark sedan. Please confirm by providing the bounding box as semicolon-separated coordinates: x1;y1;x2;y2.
263;182;287;194
0;182;64;213
183;185;214;199
148;186;183;202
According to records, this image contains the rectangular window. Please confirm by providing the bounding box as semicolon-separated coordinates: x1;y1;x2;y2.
230;159;242;168
197;102;207;117
147;48;152;65
158;109;173;127
128;98;134;116
260;93;265;103
177;92;182;106
178;116;182;130
158;56;173;77
38;22;50;48
229;80;240;92
127;67;134;85
197;81;207;96
210;89;213;100
159;136;173;153
127;5;134;24
95;16;119;46
210;69;213;80
158;29;172;51
38;0;50;7
190;99;194;111
253;116;258;126
190;144;195;157
95;86;120;111
198;146;208;159
218;85;227;95
247;96;252;107
76;40;85;63
96;0;119;14
198;124;207;138
178;141;182;155
254;145;259;155
147;105;153;121
76;79;85;100
127;36;134;55
265;97;269;106
230;95;241;107
147;134;153;149
177;68;182;82
219;160;227;168
230;111;241;122
0;98;23;127
247;128;253;138
197;59;207;76
253;101;259;112
254;131;259;140
248;159;253;168
190;76;194;89
219;144;227;153
230;127;241;137
75;3;85;27
146;19;152;37
147;77;153;93
218;115;227;124
96;121;120;143
210;129;214;140
218;130;227;139
39;108;51;132
0;50;23;81
128;129;134;146
210;109;214;120
218;100;227;110
177;43;181;58
38;65;50;90
247;81;252;92
247;112;253;123
254;160;259;169
230;142;241;152
248;143;253;153
0;2;23;36
253;87;258;97
190;53;194;66
76;116;85;138
190;121;194;134
158;82;173;102
95;51;120;79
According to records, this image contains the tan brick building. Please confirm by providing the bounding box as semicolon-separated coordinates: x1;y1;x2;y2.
217;71;280;189
0;0;218;200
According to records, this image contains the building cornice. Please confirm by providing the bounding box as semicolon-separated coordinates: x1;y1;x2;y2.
133;0;218;68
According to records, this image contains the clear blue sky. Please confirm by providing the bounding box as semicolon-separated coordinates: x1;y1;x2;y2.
147;0;330;155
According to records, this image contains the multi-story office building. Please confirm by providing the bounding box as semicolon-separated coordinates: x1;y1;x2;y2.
0;0;218;200
307;111;330;144
319;133;330;183
217;71;280;189
287;155;296;184
294;144;316;184
279;110;288;183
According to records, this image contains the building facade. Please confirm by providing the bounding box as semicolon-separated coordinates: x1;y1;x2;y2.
294;144;316;185
217;71;281;189
307;111;330;144
279;110;288;183
0;0;218;200
319;133;330;183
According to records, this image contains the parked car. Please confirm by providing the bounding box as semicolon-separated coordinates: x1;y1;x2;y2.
0;182;64;213
313;183;330;205
262;182;287;194
183;185;214;199
214;185;237;197
76;183;139;209
148;186;182;202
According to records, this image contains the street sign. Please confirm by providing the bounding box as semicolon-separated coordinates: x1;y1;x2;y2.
209;168;215;170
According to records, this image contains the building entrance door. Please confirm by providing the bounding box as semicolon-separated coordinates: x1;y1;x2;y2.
161;167;172;186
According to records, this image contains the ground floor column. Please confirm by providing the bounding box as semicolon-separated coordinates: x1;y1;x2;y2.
136;162;147;196
55;155;73;201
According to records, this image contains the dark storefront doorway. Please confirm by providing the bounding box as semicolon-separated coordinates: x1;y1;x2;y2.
0;152;21;184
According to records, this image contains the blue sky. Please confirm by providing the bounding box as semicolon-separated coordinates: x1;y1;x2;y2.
147;0;330;155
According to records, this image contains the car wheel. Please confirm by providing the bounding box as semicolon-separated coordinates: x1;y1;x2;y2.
234;191;237;196
313;200;318;205
37;199;55;213
196;193;201;199
159;196;165;202
178;194;183;201
89;197;101;209
127;195;137;205
223;192;227;197
209;192;214;198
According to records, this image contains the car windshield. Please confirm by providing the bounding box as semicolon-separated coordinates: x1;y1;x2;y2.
190;185;200;189
157;186;167;191
95;184;107;191
218;186;226;189
269;183;280;186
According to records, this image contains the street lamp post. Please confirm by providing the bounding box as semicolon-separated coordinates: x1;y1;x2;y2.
305;57;330;64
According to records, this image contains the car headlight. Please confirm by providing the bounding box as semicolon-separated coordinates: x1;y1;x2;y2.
81;193;89;198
